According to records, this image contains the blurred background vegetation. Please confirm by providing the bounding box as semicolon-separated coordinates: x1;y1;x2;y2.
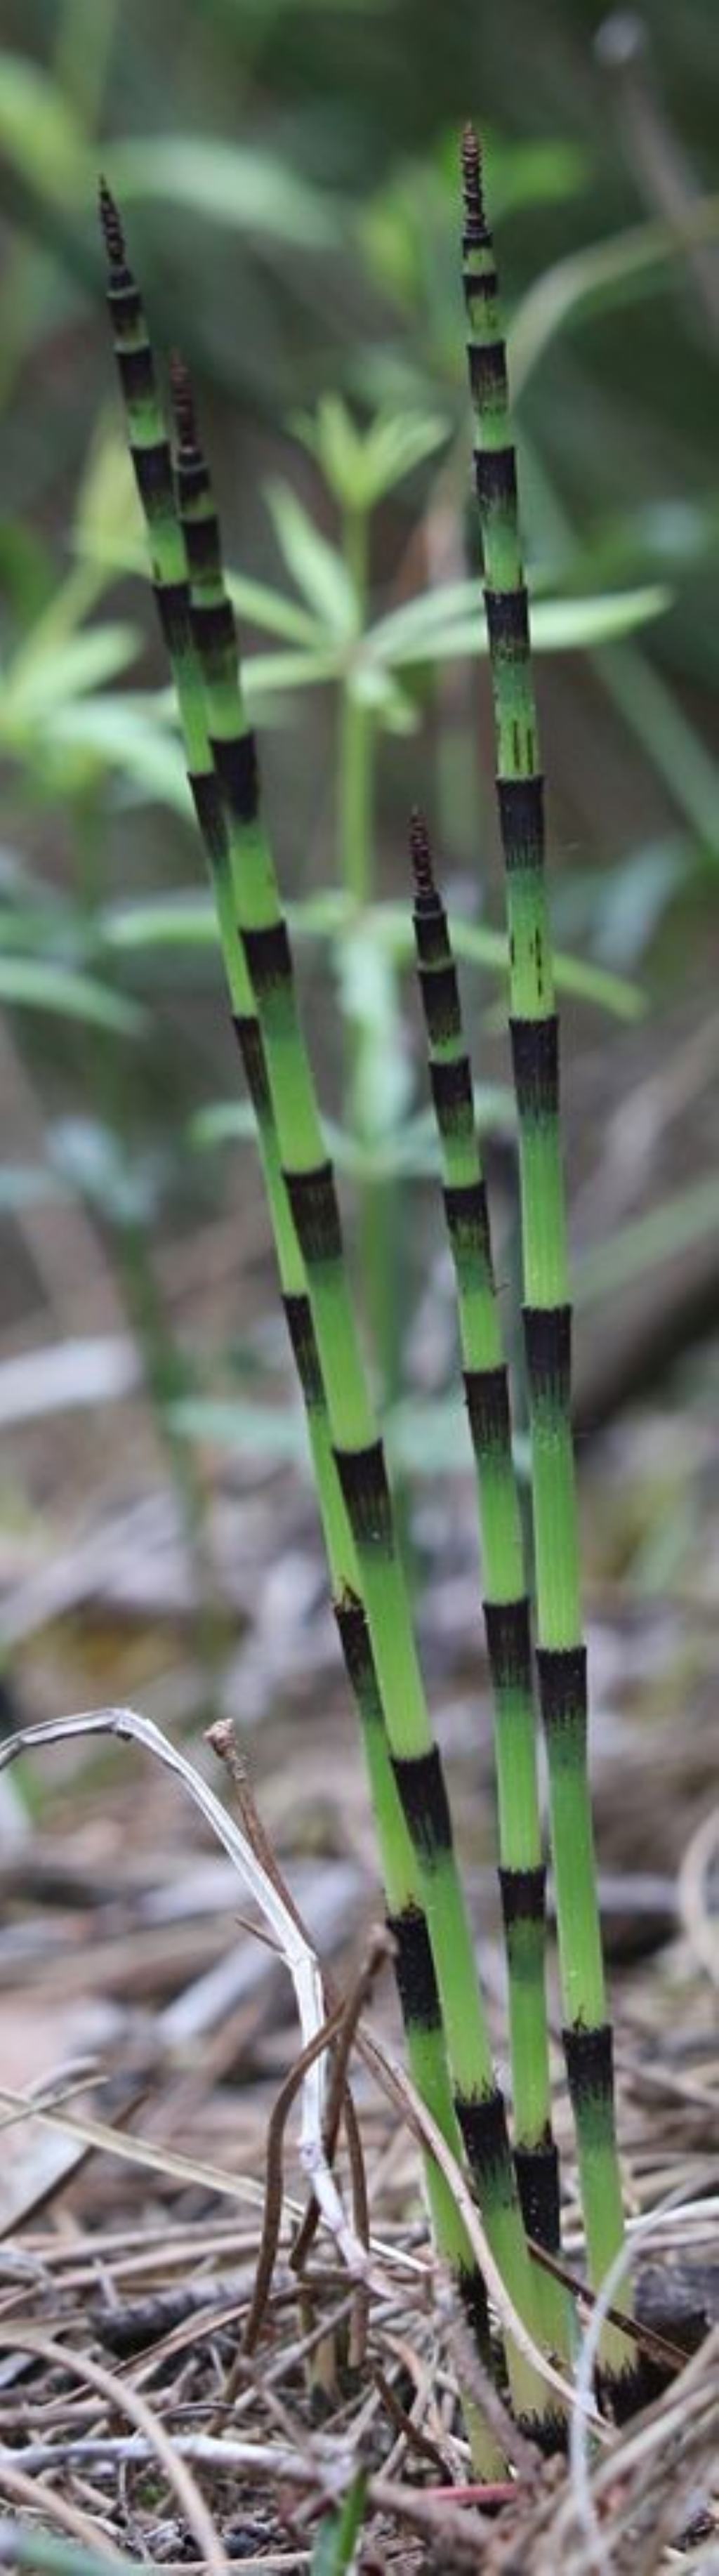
1;0;718;1719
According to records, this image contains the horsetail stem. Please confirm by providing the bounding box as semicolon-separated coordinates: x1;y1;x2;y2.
461;126;635;2399
409;810;570;2361
98;187;510;2453
163;357;565;2440
98;180;562;2437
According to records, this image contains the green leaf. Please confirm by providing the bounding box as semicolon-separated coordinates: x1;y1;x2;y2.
2;626;140;728
351;407;448;504
366;579;482;662
266;482;358;637
369;905;645;1019
189;1100;257;1149
310;2471;367;2576
103;888;353;954
245;647;341;695
295;397;448;509
0;958;145;1034
0;51;91;204
109;136;340;248
367;585;669;669
39;698;188;807
576;1175;719;1309
0;2516;141;2576
72;421;142;569
227;571;326;648
510;195;719;397
334;932;411;1139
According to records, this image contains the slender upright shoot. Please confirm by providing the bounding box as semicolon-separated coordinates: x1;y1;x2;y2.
98;176;560;2442
97;181;504;2432
409;809;569;2365
460;125;635;2401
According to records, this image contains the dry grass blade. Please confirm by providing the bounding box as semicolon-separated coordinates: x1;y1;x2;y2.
0;2459;125;2563
678;1807;719;1986
0;1709;369;2279
243;2000;347;2355
0;2084;280;2216
569;2197;719;2572
0;2327;229;2575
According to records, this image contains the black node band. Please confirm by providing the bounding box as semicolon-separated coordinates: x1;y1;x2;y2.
457;2264;492;2363
189;768;227;867
536;1645;587;1737
499;1865;546;1930
392;1748;454;1862
430;1055;473;1126
191;596;236;658
465;1366;510;1455
183;518;221;581
497;775;544;870
285;1162;342;1264
523;1304;572;1409
418;960;459;1044
153;579;192;658
108;282;143;332
483;1596;532;1693
117;343;154;404
282;1292;323;1408
455;2089;510;2179
211;730;259;824
510;1016;559;1122
514;2139;560;2253
232;1014;270;1117
563;2021;614;2108
474;447;517;512
485;586;531;657
132;440;174;509
463;263;498;303
334;1440;392;1551
387;1905;440;2032
175;456;209;505
468;339;507;407
242;918;292;995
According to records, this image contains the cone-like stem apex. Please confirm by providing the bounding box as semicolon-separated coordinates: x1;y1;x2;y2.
98;176;126;269
461;124;489;247
409;808;439;908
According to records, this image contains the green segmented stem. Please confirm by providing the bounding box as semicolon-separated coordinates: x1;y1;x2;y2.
410;810;569;2364
98;190;513;2455
461;126;634;2396
100;196;561;2435
98;185;503;2426
164;359;560;2440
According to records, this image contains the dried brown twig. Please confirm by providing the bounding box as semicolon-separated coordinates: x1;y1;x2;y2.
0;1709;369;2282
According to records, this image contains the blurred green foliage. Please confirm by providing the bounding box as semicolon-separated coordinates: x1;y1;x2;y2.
1;0;718;1530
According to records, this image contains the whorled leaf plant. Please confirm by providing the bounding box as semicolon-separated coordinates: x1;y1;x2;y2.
96;128;639;2443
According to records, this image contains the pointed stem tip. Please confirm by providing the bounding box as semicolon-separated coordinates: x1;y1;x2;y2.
409;808;437;907
461;123;488;246
98;176;126;269
169;351;200;457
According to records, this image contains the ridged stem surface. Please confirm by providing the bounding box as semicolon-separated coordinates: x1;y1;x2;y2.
98;180;559;2435
461;128;633;2395
98;187;547;2452
409;810;569;2363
